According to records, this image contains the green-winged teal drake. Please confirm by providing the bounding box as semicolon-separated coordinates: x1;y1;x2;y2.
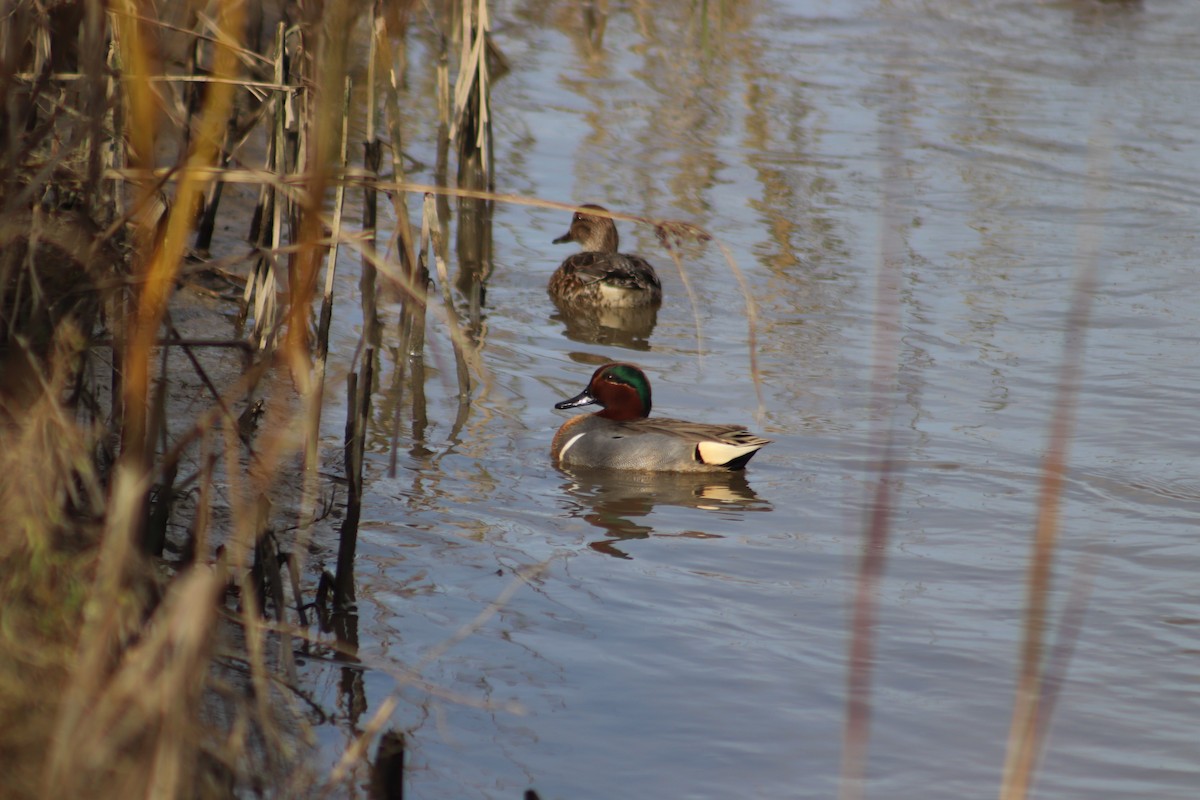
550;205;663;307
551;363;770;472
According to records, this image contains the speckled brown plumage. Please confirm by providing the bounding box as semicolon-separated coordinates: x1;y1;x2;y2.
550;205;662;308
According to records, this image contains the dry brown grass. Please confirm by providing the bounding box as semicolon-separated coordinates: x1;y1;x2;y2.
1;1;323;796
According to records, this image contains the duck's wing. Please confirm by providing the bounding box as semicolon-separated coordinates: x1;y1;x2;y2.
561;252;661;292
611;254;662;292
628;417;771;470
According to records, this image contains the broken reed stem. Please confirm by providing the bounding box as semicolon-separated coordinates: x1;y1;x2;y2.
361;150;383;334
264;22;288;346
193;113;236;254
109;0;160;464
336;363;371;606
286;547;308;629
385;177;429;478
376;7;417;283
256;530;297;685
245;21;288;346
106;36;127;420
385;6;436;461
236;536;285;776
81;0;108;220
284;0;355;384
435;31;452;268
361;10;382;350
425;193;472;402
301;75;352;606
313;75;351;389
386;364;405;481
450;0;492;181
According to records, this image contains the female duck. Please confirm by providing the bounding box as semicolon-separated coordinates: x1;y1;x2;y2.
550;205;663;308
551;363;770;472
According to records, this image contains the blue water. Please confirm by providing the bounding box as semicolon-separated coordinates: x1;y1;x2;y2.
303;1;1200;797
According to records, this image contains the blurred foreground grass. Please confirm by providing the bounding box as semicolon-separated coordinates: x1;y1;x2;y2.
0;0;358;795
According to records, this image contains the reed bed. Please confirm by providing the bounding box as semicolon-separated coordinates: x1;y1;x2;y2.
0;0;509;795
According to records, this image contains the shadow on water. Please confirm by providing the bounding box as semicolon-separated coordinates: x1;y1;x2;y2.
555;466;771;559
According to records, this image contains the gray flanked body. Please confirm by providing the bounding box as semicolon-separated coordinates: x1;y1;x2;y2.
552;414;769;473
551;362;770;472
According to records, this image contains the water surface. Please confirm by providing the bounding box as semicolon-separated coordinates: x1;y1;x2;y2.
308;2;1200;797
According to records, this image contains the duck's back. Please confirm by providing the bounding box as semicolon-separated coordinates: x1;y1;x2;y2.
550;251;663;308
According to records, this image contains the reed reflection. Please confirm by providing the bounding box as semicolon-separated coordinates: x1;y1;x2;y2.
556;467;771;559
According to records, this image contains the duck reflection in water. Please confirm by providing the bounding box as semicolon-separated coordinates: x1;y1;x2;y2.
548;205;662;348
551;364;772;557
550;303;658;350
556;467;771;559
